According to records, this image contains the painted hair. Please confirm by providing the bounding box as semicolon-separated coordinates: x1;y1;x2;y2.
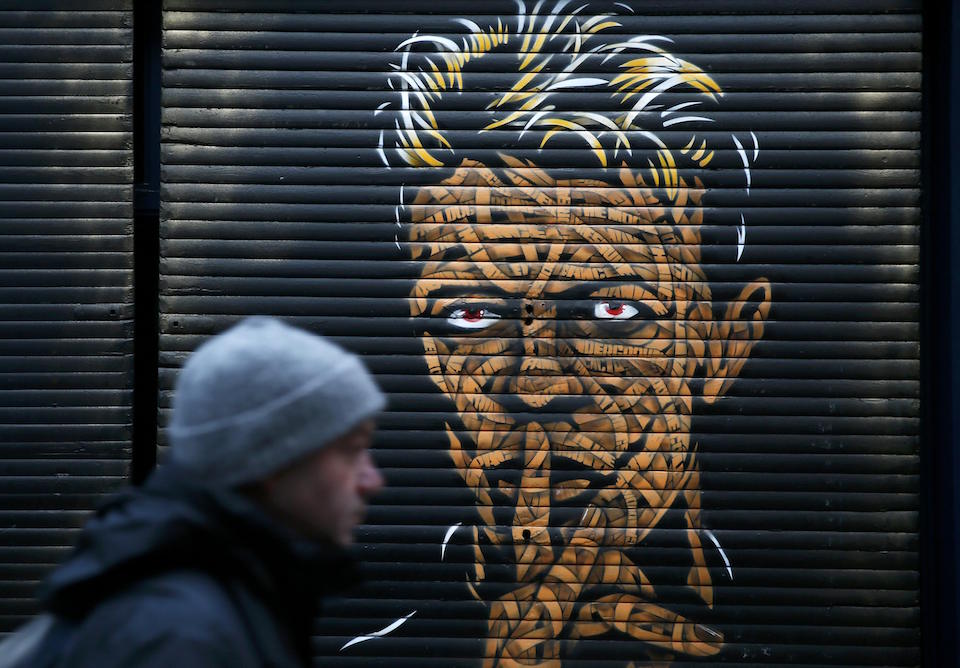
379;0;759;260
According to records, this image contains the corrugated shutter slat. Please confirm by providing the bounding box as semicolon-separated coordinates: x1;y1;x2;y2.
0;1;133;629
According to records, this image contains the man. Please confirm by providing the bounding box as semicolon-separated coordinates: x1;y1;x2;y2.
380;3;771;665
37;316;385;667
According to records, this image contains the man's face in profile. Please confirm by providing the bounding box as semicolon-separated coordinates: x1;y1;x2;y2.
409;157;770;666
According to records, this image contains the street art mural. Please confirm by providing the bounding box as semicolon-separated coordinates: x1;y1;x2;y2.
357;2;772;665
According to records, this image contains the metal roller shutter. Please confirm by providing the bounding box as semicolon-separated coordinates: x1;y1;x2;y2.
0;2;134;629
160;1;921;665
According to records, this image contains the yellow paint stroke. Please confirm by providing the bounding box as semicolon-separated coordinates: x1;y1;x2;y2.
657;148;678;201
539;118;607;166
691;139;708;161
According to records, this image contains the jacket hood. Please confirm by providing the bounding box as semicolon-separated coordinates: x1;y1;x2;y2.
40;463;360;618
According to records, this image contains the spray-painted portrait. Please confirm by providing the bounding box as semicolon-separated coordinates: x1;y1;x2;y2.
374;2;772;665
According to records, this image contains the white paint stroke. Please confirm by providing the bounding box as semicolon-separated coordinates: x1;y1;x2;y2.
519;109;551;139
597;35;674;64
662;115;713;127
396;34;459;53
531;0;548;20
396;41;416;143
703;529;733;580
394;147;410;165
736;214;746;262
340;611;417;651
374;102;390;115
750;130;760;161
454;18;483;34
376;130;388;167
621;73;703;128
441;522;462;561
580;14;619;33
543;77;606;92
576;111;624;132
661;100;701;117
731;134;751;192
536;0;572;40
615;2;635;12
515;0;526;34
394;233;401;251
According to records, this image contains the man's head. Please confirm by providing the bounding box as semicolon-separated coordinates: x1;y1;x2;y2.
167;317;386;545
252;419;383;545
383;2;771;664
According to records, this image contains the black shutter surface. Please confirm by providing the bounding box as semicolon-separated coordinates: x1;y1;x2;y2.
0;2;133;628
161;2;921;665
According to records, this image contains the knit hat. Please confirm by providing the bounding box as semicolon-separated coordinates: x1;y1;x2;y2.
167;316;386;486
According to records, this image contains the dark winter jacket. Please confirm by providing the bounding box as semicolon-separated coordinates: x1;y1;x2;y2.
38;464;360;668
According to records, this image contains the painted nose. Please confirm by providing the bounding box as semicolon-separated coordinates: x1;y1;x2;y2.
515;307;564;409
512;423;553;583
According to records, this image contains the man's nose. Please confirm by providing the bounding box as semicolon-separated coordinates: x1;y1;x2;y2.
358;452;385;497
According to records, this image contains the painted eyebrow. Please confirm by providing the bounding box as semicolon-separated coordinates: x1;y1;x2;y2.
545;280;664;300
420;280;666;302
421;283;512;300
589;283;661;302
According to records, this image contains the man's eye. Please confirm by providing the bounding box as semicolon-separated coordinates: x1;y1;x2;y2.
447;307;501;329
594;302;640;320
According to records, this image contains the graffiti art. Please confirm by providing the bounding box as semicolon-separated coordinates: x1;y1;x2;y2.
377;2;772;665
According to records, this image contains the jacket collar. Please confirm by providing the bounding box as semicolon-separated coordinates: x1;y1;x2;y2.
40;463;361;617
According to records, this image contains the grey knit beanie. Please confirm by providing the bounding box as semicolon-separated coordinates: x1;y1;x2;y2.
168;316;386;486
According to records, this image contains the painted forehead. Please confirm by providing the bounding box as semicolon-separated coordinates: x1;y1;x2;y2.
408;159;709;284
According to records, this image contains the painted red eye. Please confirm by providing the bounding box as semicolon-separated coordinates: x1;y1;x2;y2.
594;302;639;320
447;306;501;329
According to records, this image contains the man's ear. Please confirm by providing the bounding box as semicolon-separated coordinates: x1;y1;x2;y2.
702;279;772;404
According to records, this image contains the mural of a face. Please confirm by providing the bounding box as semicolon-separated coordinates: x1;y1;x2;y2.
385;3;772;665
409;160;770;666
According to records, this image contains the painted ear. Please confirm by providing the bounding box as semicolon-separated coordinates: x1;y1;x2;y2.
702;279;772;404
